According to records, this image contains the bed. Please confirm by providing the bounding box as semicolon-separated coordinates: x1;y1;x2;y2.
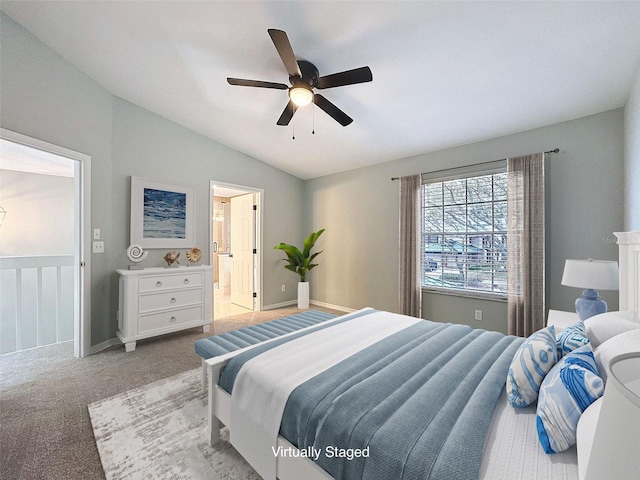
205;231;640;480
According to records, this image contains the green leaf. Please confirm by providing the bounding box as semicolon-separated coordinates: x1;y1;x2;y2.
284;264;298;274
302;229;325;257
275;243;302;258
308;251;323;263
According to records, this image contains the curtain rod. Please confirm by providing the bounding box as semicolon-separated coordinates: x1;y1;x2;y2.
390;148;559;181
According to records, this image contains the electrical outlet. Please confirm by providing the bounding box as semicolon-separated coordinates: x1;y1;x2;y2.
93;241;105;254
474;310;482;321
281;285;286;292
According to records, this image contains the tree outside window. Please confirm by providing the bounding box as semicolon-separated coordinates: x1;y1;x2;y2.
422;171;507;297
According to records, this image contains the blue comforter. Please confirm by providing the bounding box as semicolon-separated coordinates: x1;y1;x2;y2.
221;312;523;480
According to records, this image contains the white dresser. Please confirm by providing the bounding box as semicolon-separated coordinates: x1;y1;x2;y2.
116;265;213;352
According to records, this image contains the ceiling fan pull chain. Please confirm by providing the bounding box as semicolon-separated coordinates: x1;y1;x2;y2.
312;103;316;135
292;116;296;140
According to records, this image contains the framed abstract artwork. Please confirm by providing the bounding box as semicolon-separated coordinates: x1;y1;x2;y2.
130;176;195;248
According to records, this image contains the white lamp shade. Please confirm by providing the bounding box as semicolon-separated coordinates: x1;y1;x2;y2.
561;259;619;290
289;86;313;107
584;353;640;480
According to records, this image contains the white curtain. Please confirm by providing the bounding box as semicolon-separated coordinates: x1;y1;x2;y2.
399;174;422;317
507;153;545;337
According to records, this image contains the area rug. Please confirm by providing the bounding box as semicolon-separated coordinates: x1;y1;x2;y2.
88;368;261;480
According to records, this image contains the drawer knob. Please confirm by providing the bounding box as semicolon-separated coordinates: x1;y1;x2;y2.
170;297;177;303
156;281;162;287
184;278;190;284
170;316;177;322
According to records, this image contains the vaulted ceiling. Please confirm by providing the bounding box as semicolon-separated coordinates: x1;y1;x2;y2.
2;1;640;179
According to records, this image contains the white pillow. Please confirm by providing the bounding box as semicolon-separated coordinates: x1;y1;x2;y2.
556;321;590;359
593;329;640;383
576;397;603;480
506;325;558;407
536;345;603;454
583;311;639;349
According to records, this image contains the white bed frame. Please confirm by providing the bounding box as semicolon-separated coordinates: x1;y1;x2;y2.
205;232;640;480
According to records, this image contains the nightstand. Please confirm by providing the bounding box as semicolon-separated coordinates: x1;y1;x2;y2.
546;309;578;333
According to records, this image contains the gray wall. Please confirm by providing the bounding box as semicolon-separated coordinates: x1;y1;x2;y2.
109;98;306;318
1;13;305;348
1;13;115;348
304;109;625;334
624;63;640;231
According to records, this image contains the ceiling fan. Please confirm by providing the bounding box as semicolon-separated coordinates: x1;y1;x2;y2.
227;29;373;127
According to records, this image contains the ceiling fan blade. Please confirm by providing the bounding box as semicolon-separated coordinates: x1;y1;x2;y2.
317;66;373;89
227;78;288;90
313;94;353;126
267;29;302;77
277;101;298;126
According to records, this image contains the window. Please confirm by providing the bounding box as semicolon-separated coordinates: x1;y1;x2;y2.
421;163;507;297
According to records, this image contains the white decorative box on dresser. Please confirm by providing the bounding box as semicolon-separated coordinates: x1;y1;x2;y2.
117;265;213;352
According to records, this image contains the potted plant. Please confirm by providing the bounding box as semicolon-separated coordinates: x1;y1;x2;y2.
274;229;325;309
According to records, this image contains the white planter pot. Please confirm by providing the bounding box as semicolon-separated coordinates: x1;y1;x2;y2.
297;281;309;309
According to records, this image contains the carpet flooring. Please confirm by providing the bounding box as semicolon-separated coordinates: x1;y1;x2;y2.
0;306;346;480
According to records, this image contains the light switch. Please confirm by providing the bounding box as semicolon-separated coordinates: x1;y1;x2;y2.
93;228;101;240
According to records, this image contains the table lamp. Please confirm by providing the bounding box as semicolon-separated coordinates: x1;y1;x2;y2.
584;353;640;480
561;259;619;321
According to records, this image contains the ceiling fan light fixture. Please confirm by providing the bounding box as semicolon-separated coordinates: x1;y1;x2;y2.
289;86;314;107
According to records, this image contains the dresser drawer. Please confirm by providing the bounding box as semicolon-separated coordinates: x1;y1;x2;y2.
139;272;203;292
139;288;203;313
139;306;203;334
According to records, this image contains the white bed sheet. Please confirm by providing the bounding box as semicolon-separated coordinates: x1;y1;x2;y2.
480;389;579;480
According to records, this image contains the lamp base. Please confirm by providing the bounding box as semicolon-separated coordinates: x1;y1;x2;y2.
575;289;608;321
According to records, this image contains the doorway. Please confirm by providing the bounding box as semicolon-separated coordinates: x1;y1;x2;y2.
0;129;91;358
210;181;262;320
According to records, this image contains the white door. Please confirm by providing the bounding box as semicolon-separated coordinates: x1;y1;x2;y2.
0;129;91;357
230;193;255;309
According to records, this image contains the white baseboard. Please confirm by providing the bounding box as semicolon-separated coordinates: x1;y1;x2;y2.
262;299;354;313
90;337;122;355
262;300;298;311
309;299;356;313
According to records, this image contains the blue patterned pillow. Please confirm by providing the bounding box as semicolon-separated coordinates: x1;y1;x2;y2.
556;321;590;359
536;345;604;454
506;326;558;408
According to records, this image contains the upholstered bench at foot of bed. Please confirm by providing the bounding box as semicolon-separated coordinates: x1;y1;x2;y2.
195;310;337;389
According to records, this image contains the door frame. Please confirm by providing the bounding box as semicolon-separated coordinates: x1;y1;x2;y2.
0;128;92;358
209;180;263;314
